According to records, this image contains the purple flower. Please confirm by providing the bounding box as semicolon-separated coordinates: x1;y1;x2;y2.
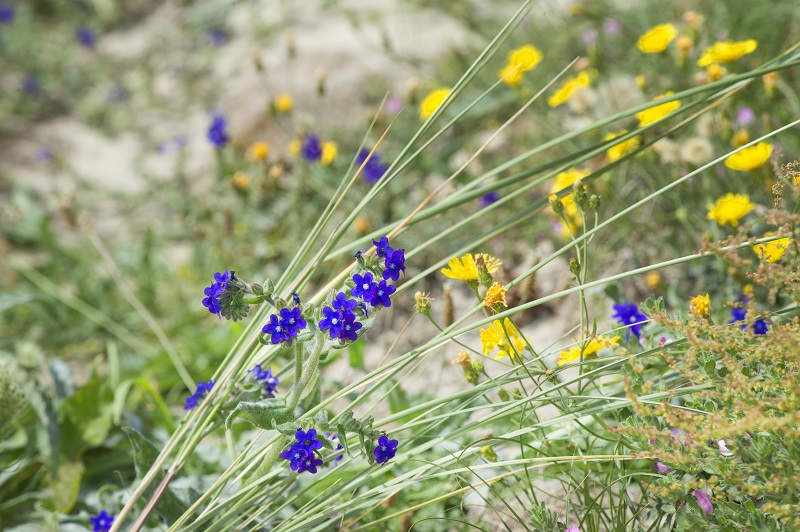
35;146;52;164
207;114;229;148
373;434;398;464
279;307;307;339
736;107;755;127
337;312;362;342
319;306;345;338
0;3;15;24
373;236;394;258
184;380;215;410
327;433;344;461
280;445;310;471
368;280;395;308
611;302;647;340
90;510;114;532
22;74;40;95
297;453;324;474
208;27;228;46
566;527;581;532
351;272;377;300
356;148;389;184
580;27;598;46
251;365;279;397
752;318;769;335
262;314;287;344
730;295;769;334
383;248;406;282
202;270;234;317
603;18;621;35
332;291;358;314
282;428;324;473
670;428;691;446
301;135;322;162
693;489;714;516
385;96;403;114
653;461;672;474
479;192;500;208
76;26;96;48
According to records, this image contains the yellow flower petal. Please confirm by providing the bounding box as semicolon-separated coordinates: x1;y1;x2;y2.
753;232;790;263
547;72;591;108
604;131;641;162
706;193;754;227
724;142;773;171
508;45;543;71
420;88;451;121
637;23;677;54
697;39;757;67
635;92;681;127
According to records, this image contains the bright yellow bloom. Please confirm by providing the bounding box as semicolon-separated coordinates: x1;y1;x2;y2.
605;131;641;162
550;167;590;207
706;63;726;81
498;63;523;87
636;23;677;54
321;141;337;165
547;72;591;108
482;282;507;311
706;193;754;227
690;293;711;316
508;44;543;71
480;318;526;360
441;253;500;282
419;88;451;121
288;139;301;156
274;93;293;112
753;232;790;263
558;334;619;366
247;141;270;161
724;142;773;171
698;39;757;66
636;92;681;127
231;171;250;191
645;271;662;291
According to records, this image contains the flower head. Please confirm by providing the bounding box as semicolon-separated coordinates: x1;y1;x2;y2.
319;306;346;338
635;92;681;127
604;131;640;162
184;380;215;410
279;307;307;338
0;4;15;24
383;249;406;281
76;26;96;48
752;318;769;335
508;45;543;71
351;272;377;300
698;39;757;66
547;72;591;108
274;93;293;112
374;434;399;464
724;142;772;171
753;232;789;263
557;334;619;366
372;236;394;258
551;168;590;207
482;282;507;311
690;293;711;316
498;63;523;87
612;302;647;340
332;292;358;314
419;88;450;121
736;107;755;126
356;149;389;184
693;489;714;515
281;428;324;473
301;135;322;162
636;23;677;53
247;141;270;161
337;312;362;342
441;253;500;282
706;193;754;227
653;461;672;474
480;318;527;360
202;270;234;317
251;365;279;397
90;510;114;532
321;141;337;165
368;279;395;308
479;192;500;208
207;115;229;148
262;313;286;344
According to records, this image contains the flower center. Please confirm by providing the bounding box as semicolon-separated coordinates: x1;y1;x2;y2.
362;283;370;290
332;318;338;325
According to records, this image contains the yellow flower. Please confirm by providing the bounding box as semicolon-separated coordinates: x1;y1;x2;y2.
724;142;772;171
753;232;790;263
706;63;726;81
634;75;646;88
231;171;250;191
453;351;472;367
274;93;293;112
321;141;337;165
557;334;619;366
706;193;754;227
498;63;523;87
480;318;526;360
731;129;749;148
419;88;451;121
508;44;543;71
690;293;711;316
635;92;681;127
698;39;757;67
636;23;677;54
645;271;662;291
550;167;590;207
547;72;591;108
441;253;500;282
676;35;693;58
288;139;301;156
247;141;270;161
604;131;641;162
482;282;507;311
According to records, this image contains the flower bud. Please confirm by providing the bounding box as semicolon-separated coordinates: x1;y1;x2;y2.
569;257;581;276
549;193;564;215
414;291;433;316
471;359;485;373
480;445;498;462
498;389;510;401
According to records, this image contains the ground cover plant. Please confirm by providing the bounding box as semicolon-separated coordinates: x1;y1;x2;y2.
1;0;799;530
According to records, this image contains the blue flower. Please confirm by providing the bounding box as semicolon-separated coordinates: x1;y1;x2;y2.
729;295;769;335
611;302;647;340
202;270;234;317
372;236;394;258
207;114;229;148
479;192;500;208
319;306;345;338
368;280;395;308
297;452;324;474
90;510;114;532
301;135;322;162
251;365;280;397
76;26;96;48
356;149;389;184
337;313;362;342
281;428;324;474
351;272;377;300
332;292;358;314
280;445;310;471
383;249;406;282
22;75;40;95
373;434;398;464
295;428;323;452
327;433;344;462
208;27;228;46
279;307;307;339
0;4;15;24
184;380;215;410
262;314;287;344
752;318;769;335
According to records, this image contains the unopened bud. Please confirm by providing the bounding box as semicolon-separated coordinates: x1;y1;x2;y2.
414;291;433;315
316;68;327;96
569;257;581;276
588;194;600;210
443;284;454;327
498;389;510;402
573;181;588;209
464;367;479;385
480;445;498;462
475;255;494;288
549;193;564;215
471;359;485;373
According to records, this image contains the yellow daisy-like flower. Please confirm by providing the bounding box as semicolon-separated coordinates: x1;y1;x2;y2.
247;141;270;161
753;232;790;263
419;88;451;121
288;139;301;156
604;131;641;162
706;193;754;227
690;293;711;316
508;44;543;71
697;39;757;67
441;253;501;282
480;318;526;360
547;72;591;108
635;92;681;127
482;282;507;311
274;93;293;112
321;141;337;165
724;142;773;171
550;167;590;207
498;63;523;87
636;23;677;54
557;334;619;366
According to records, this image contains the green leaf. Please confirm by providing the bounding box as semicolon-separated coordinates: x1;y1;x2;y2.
61;377;113;449
225;398;294;430
276;421;298;436
0;292;35;314
314;410;330;431
298;374;321;415
348;338;365;370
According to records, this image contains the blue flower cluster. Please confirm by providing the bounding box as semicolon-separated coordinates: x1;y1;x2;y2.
251;365;279;397
0;4;15;24
301;135;322;162
319;292;362;341
730;295;769;335
479;192;500;208
373;434;399;464
184;380;215;410
281;428;324;474
202;270;234;317
90;510;114;532
262;307;307;344
356;148;389;184
76;26;96;48
207;114;229;148
374;236;406;282
612;302;648;340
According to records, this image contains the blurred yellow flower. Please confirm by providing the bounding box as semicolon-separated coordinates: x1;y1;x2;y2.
706;63;726;81
753;232;790;263
508;44;543;71
274;93;293;112
482;282;507;311
498;63;523;86
558;334;619;366
690;293;711;316
480;318;526;360
731;129;750;148
724;142;772;171
288;139;300;156
634;75;646;88
419;88;451;120
551;168;590;207
547;72;590;108
697;39;757;66
605;131;641;162
321;141;337;165
645;271;662;291
247;141;270;161
676;35;693;57
635;92;681;127
441;253;501;282
706;193;754;227
636;23;677;53
231;171;250;191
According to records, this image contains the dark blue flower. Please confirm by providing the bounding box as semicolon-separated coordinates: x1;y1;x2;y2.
76;26;96;48
297;452;324;474
252;365;280;397
337;313;362;342
202;270;234;317
730;295;749;323
262;314;287;344
301;135;322;162
279;307;307;339
280;444;310;471
207;27;228;46
184;380;215;410
332;292;358;314
327;433;344;462
479;192;500;208
372;236;394;258
368;280;395;308
207;114;229;148
22;74;39;95
356;148;389;184
281;428;324;473
383;249;406;282
0;4;15;24
35;146;52;164
90;510;114;532
373;434;398;464
295;428;323;452
611;302;647;340
319;306;345;338
752;318;769;335
351;272;377;300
